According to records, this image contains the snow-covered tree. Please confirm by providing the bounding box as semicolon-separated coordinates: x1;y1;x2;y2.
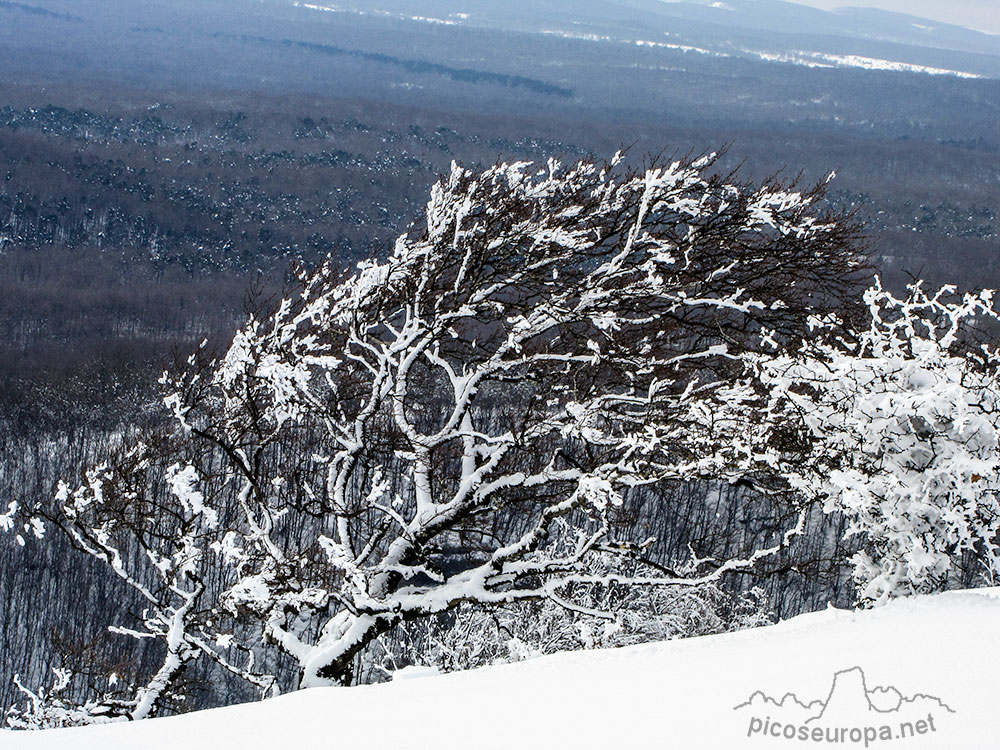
7;152;866;719
157;153;862;688
4;439;276;727
758;280;1000;606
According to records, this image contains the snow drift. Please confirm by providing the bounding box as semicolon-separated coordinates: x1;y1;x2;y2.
5;587;998;749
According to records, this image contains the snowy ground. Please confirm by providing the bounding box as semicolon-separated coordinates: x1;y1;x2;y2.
5;588;998;749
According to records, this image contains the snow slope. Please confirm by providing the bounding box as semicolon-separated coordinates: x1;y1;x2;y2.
6;588;1000;749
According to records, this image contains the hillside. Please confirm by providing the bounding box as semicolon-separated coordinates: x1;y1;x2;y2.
5;588;998;749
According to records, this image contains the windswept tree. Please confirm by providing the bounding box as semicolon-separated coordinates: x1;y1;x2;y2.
6;152;868;723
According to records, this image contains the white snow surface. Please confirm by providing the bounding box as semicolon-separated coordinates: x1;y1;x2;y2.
6;588;1000;749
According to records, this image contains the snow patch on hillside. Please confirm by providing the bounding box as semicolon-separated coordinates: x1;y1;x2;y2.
809;52;982;78
291;2;465;26
635;39;720;55
745;48;982;78
544;28;723;56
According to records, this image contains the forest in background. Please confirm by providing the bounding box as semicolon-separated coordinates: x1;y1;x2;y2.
2;77;997;430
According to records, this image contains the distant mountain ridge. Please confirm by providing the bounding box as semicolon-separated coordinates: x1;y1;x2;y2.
8;0;1000;78
288;0;1000;78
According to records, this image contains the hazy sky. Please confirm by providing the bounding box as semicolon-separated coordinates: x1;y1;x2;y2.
785;0;1000;35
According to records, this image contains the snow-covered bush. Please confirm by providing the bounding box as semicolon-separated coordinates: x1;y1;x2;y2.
6;669;128;730
760;280;1000;606
369;547;773;678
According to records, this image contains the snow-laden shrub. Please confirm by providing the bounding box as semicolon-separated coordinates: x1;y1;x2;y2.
370;553;772;678
760;280;1000;606
5;669;124;730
